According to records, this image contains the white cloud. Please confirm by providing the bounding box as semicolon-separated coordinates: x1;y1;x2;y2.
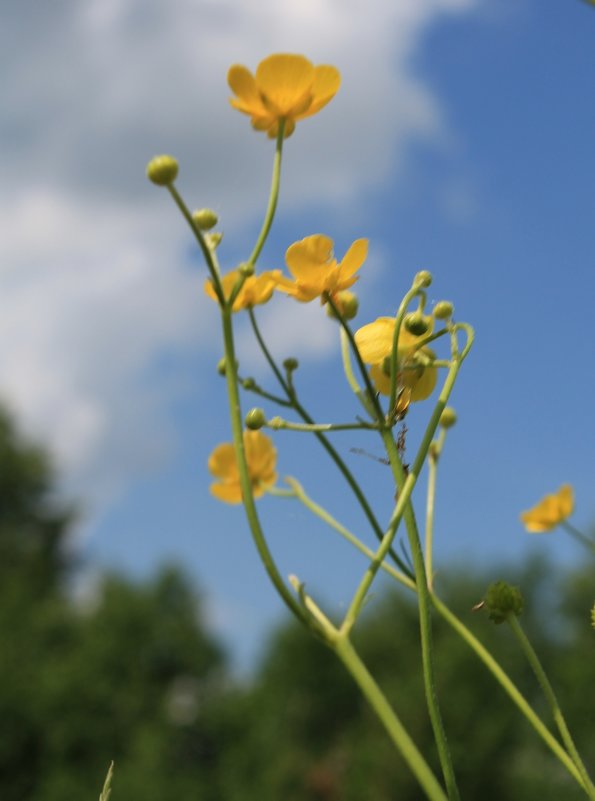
0;0;477;508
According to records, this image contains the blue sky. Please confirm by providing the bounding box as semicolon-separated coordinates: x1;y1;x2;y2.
1;0;593;671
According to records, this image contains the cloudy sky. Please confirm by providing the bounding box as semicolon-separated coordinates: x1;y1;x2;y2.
1;0;594;669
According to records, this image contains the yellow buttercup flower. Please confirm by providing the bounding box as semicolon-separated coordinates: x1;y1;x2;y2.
204;269;281;311
275;234;368;303
520;484;574;533
228;54;341;138
354;316;437;401
208;430;277;504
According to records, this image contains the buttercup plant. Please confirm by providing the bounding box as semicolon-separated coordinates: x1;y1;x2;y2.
147;53;594;801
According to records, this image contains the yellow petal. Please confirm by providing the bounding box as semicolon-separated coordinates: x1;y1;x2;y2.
210;482;243;504
520;484;574;533
557;484;574;518
355;317;395;364
339;238;368;279
207;443;238;480
298;65;341;118
228;65;267;115
256;54;314;116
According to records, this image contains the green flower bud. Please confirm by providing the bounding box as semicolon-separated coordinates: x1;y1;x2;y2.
217;357;238;376
404;312;430;336
591;603;595;629
283;357;299;372
239;262;255;277
245;408;266;430
433;300;454;320
205;232;223;250
414;270;433;288
146;155;179;186
326;290;359;321
440;407;457;429
484;581;524;624
242;377;256;390
192;208;219;231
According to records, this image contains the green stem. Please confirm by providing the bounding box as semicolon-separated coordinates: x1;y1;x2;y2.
334;635;448;801
561;521;595;554
507;615;595;799
220;307;311;629
388;285;424;419
167;184;224;304
248;309;411;577
293;474;590;794
267;417;378;433
247;120;286;267
425;429;446;592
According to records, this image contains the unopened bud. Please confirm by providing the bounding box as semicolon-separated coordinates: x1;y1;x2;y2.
433;300;454;320
239;262;255;277
205;232;223;250
192;208;219;231
283;358;299;372
245;408;266;430
414;270;433;288
327;290;359;321
440;407;457;429
404;312;430;336
217;357;238;376
146;155;179;186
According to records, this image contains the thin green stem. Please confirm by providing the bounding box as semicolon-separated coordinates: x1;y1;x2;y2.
334;635;448;801
247;120;286;267
295;471;590;793
167;184;225;304
220;307;311;629
507;615;595;799
267;417;379;433
248;309;411;576
388;285;424;419
561;521;595;553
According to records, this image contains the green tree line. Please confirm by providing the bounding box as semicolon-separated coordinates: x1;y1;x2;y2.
0;409;592;800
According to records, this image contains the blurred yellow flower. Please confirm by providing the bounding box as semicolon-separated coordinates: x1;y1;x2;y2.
228;54;340;138
355;316;437;401
520;484;574;533
204;269;281;311
276;234;368;303
208;430;277;504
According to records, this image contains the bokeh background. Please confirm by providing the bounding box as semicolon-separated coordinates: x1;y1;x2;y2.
1;0;593;701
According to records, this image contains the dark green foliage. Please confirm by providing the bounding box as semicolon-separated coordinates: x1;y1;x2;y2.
0;407;592;800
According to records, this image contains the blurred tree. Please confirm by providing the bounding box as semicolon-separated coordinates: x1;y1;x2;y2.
0;409;230;801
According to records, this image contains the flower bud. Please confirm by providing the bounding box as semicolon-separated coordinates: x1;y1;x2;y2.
217;357;238;376
146;155;179;186
205;232;223;250
414;270;433;288
433;300;454;320
484;581;524;624
440;407;457;429
283;358;299;372
404;312;430;336
239;262;255;277
327;290;359;321
245;408;266;430
242;377;256;390
192;208;219;231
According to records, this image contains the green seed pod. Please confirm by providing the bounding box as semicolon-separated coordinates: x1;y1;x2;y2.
404;312;430;336
192;208;219;231
440;407;457;429
484;581;524;624
245;408;266;430
414;270;433;288
146;155;179;186
433;300;454;320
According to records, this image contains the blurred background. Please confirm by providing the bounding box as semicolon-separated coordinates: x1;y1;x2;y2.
1;0;593;798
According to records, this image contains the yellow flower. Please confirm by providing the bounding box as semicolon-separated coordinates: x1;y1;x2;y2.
204;269;281;311
208;430;277;504
228;54;340;138
354;316;437;401
520;484;574;533
275;235;368;303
